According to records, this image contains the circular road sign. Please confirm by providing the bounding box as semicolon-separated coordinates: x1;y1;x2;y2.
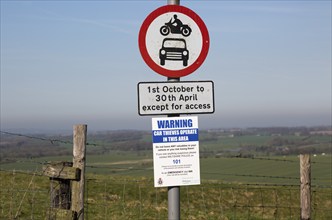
139;5;209;78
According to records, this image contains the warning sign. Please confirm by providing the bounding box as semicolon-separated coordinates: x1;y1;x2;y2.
152;116;200;187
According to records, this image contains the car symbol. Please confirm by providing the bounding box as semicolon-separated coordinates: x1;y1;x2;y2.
159;38;189;66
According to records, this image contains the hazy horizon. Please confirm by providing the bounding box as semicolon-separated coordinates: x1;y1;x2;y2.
1;1;331;132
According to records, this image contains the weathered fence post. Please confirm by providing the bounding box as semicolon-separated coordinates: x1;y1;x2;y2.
43;124;87;219
43;161;80;219
300;154;311;220
71;124;87;220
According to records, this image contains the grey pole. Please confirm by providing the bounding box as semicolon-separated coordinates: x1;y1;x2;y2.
168;185;180;219
166;1;180;219
168;0;180;5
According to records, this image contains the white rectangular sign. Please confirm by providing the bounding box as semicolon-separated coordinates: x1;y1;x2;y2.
138;81;214;115
152;116;200;187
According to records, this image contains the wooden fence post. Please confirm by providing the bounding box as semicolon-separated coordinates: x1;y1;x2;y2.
43;161;80;219
300;154;311;220
71;124;87;220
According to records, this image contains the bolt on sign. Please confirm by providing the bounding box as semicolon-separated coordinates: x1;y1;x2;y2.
139;5;209;78
152;116;200;187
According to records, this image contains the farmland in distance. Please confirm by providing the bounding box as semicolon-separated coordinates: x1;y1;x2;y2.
1;126;331;185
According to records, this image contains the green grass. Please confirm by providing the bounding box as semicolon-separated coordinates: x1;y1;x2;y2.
201;155;332;186
1;152;331;219
1;154;331;186
200;135;273;151
1;171;331;219
1;127;331;218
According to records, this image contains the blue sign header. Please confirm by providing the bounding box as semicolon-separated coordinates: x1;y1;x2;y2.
152;128;198;143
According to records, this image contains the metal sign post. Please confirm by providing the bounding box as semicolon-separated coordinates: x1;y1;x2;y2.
138;0;211;219
166;0;180;218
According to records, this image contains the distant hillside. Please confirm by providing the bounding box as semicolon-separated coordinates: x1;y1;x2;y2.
1;126;331;162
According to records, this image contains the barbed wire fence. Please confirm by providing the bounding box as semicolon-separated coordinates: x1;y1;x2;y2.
1;168;331;219
0;130;331;219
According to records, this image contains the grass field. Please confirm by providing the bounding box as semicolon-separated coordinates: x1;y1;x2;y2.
1;169;331;219
1;130;331;219
1;153;331;219
1;153;331;186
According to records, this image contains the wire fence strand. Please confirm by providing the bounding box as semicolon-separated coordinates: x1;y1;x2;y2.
1;130;331;219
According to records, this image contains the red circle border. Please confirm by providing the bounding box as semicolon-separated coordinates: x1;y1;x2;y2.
138;5;210;78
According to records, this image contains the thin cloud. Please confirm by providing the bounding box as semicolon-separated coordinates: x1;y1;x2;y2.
31;8;138;36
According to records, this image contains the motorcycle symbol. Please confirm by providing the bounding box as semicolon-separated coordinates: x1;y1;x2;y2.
160;14;192;37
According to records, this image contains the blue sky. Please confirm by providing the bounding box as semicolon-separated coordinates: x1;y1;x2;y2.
1;0;331;131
